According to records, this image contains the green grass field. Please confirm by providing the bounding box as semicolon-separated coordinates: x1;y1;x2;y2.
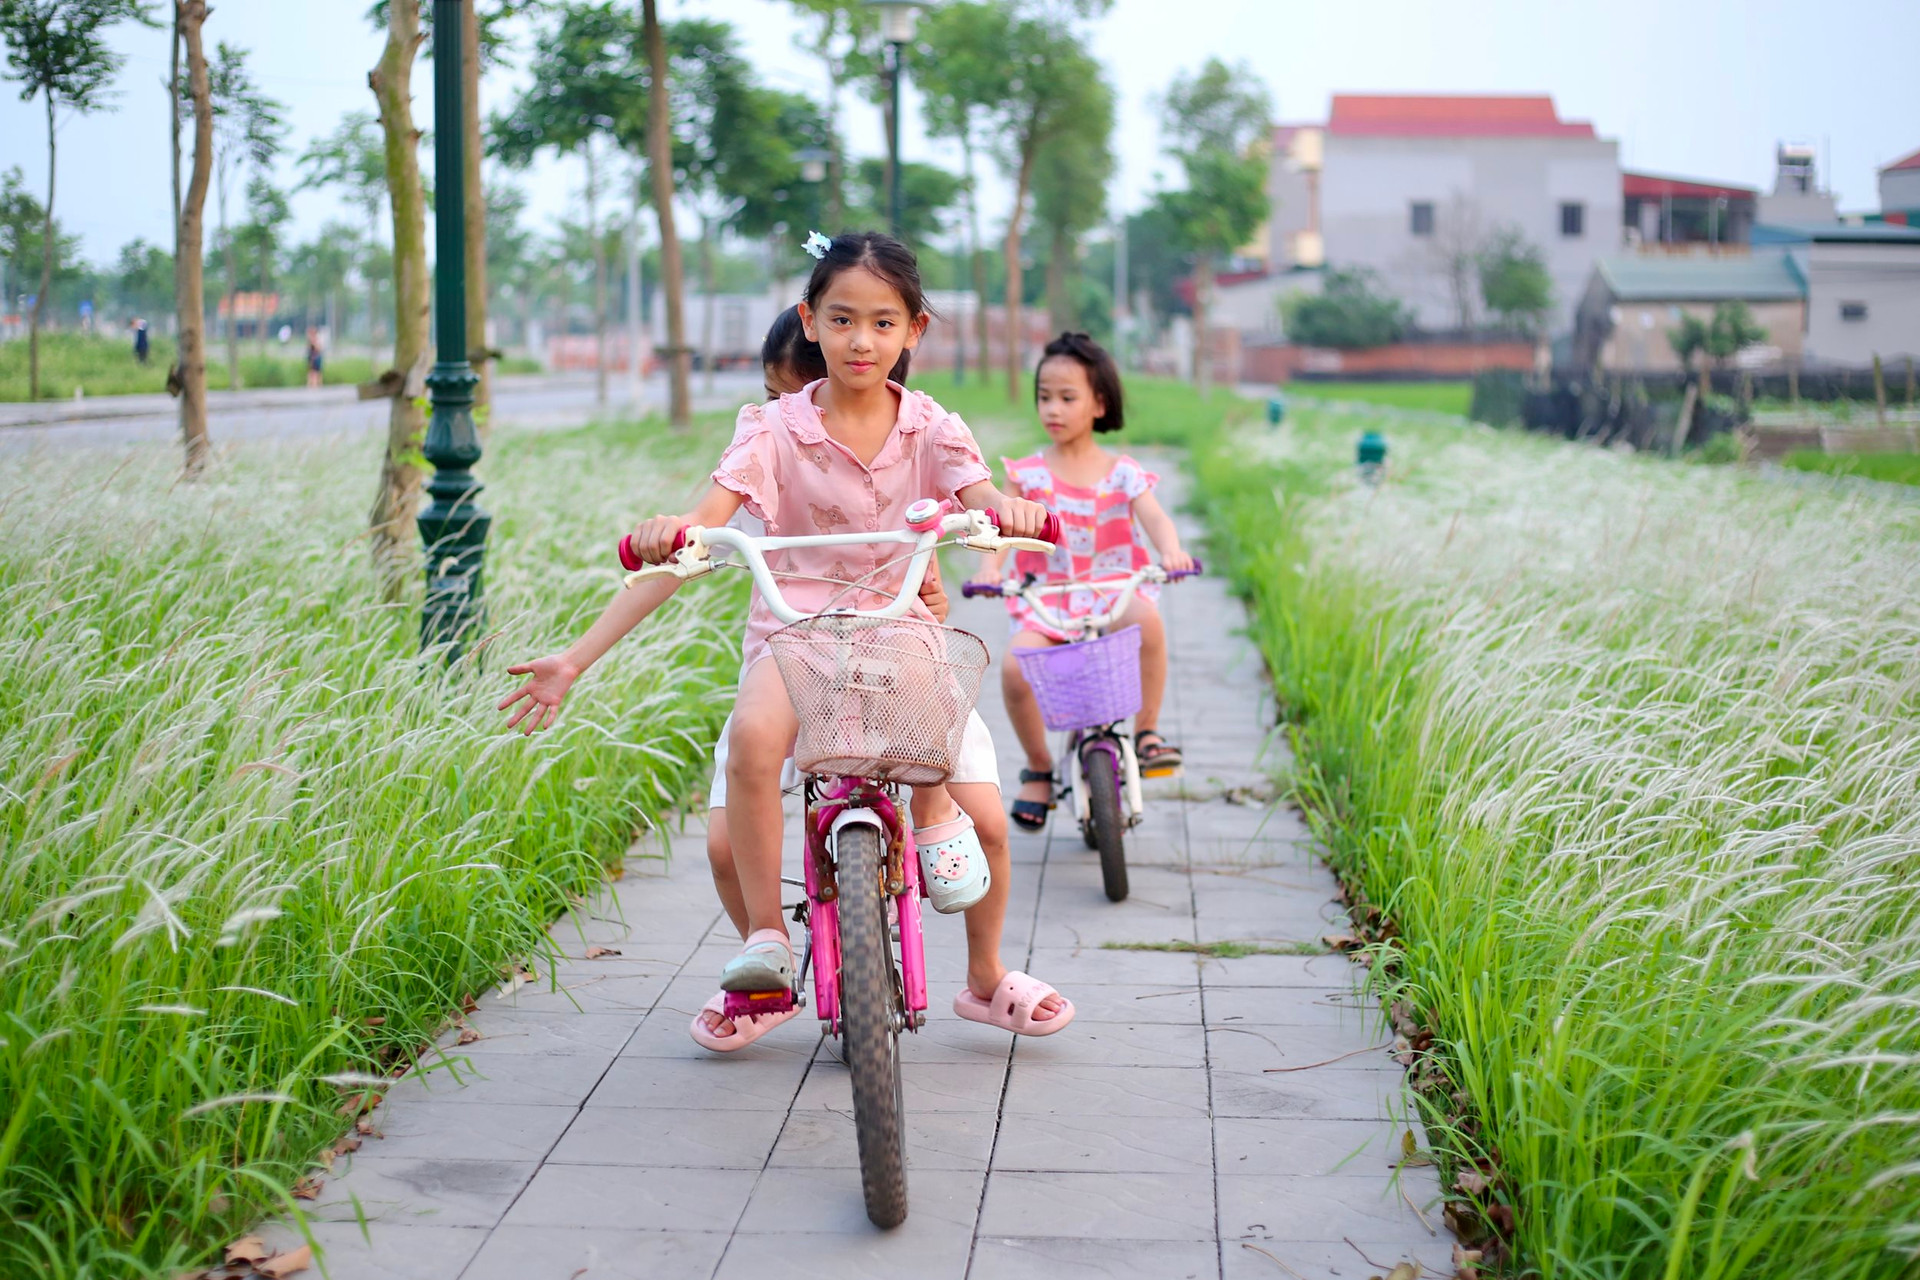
0;333;542;401
1280;379;1472;416
1181;400;1920;1276
0;414;743;1277
1782;449;1920;488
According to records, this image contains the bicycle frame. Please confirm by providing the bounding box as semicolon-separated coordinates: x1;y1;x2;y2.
628;502;1055;1032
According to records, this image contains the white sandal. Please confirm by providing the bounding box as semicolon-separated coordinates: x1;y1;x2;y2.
915;813;990;914
719;927;794;992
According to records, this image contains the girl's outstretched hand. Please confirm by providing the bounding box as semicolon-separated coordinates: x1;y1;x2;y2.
499;655;582;734
1161;548;1196;574
628;514;688;565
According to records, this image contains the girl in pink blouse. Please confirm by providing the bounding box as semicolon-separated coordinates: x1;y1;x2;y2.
623;233;1072;1041
972;333;1195;831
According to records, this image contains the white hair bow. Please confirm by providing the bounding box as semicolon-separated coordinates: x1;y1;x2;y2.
802;230;832;260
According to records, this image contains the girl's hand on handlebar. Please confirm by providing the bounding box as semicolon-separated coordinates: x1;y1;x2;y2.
628;514;686;565
991;495;1051;540
499;654;581;734
1161;549;1197;574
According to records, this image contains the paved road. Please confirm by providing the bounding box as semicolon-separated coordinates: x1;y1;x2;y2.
0;371;766;453
257;485;1453;1279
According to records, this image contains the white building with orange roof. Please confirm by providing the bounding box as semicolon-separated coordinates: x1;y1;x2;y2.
1267;94;1621;333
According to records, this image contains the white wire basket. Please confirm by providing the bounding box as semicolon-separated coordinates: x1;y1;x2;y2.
768;615;990;786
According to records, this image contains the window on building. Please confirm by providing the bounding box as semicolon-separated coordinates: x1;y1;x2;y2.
1410;201;1434;236
1840;302;1868;322
1560;202;1585;237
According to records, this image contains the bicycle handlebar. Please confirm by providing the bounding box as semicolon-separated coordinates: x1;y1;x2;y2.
617;504;1058;625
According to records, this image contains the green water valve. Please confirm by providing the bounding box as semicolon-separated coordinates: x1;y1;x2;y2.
1267;396;1286;427
1356;430;1387;483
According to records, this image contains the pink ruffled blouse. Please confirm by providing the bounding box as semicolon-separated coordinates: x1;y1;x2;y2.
712;379;992;672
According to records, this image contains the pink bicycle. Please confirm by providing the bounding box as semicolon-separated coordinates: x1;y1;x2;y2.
620;500;1058;1227
963;561;1200;902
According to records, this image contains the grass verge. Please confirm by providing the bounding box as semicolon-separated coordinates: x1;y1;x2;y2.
1782;448;1920;488
1181;396;1920;1275
1281;380;1472;416
0;413;742;1277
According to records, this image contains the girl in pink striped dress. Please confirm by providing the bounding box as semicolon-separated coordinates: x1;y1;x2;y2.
973;333;1194;831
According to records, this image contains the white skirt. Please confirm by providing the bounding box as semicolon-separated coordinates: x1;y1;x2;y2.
706;708;1000;809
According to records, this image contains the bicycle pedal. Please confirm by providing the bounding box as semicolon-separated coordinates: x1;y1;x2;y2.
722;989;795;1020
1140;763;1183;779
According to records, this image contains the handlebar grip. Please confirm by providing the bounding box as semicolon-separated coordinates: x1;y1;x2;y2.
982;508;1064;547
617;525;690;571
1167;558;1204;581
960;582;1004;598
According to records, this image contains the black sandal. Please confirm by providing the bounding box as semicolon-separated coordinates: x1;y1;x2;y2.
1136;730;1183;775
1010;767;1054;831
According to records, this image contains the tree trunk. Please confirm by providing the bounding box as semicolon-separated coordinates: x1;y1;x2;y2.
1193;256;1214;398
627;170;645;407
30;94;54;401
1002;145;1037;401
642;0;690;427
368;0;431;597
586;138;607;410
365;204;380;362
1045;220;1070;334
176;0;213;474
461;0;490;434
700;216;716;396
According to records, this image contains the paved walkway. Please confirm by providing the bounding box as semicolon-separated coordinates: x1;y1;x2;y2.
265;495;1452;1280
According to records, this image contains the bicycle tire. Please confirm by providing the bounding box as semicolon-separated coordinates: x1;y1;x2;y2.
1083;740;1129;902
835;822;909;1228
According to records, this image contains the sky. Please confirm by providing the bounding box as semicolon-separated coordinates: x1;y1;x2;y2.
1;0;1917;271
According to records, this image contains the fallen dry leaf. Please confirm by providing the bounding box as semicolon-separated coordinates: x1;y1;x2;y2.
362;1015;386;1027
584;945;621;959
1386;1264;1417;1280
225;1236;269;1265
354;1117;376;1136
456;1026;482;1045
606;864;625;881
1321;932;1359;952
460;993;479;1013
290;1176;322;1201
258;1244;313;1278
336;1091;381;1118
1456;1168;1488;1196
1487;1202;1515;1234
1452;1243;1484;1279
332;1135;362;1158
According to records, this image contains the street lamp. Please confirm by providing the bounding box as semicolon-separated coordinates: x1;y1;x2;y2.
795;146;833;186
867;0;922;239
418;0;490;658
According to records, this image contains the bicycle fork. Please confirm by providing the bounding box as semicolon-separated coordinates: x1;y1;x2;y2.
804;784;930;1034
1065;728;1147;828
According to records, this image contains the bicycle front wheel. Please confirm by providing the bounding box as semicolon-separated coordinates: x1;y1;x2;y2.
835;821;909;1228
1083;739;1129;902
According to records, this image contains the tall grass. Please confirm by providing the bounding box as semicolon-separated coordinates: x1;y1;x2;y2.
1190;404;1920;1276
1283;380;1473;416
0;418;743;1277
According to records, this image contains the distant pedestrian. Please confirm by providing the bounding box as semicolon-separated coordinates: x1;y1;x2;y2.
305;327;324;388
132;318;150;366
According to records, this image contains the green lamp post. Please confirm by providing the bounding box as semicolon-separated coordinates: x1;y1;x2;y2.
868;0;922;239
418;0;490;657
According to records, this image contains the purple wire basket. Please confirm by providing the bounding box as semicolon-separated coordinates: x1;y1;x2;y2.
1012;625;1144;732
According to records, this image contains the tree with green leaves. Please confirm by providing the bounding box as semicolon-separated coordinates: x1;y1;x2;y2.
298;112;387;359
0;164;83;322
1031;71;1114;333
913;0;1014;383
109;235;172;319
848;158;962;255
1156;57;1270;397
235;173;288;356
965;6;1106;398
0;0;155;399
1669;300;1767;408
492;0;636;409
283;223;356;341
1280;267;1408;350
1478;226;1552;336
202;40;286;388
784;0;883;228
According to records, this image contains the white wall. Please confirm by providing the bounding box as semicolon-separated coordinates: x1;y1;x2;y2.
1318;134;1621;333
1804;244;1920;365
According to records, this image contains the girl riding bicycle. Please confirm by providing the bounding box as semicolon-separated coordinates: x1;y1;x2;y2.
503;236;1073;1047
972;332;1195;832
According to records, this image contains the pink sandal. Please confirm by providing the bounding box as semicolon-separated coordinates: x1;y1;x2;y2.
688;991;799;1052
953;971;1076;1037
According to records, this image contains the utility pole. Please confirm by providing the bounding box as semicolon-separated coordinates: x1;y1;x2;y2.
418;0;490;656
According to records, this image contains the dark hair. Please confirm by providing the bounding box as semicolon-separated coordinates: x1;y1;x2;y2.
761;305;828;386
802;231;931;384
1035;331;1125;433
